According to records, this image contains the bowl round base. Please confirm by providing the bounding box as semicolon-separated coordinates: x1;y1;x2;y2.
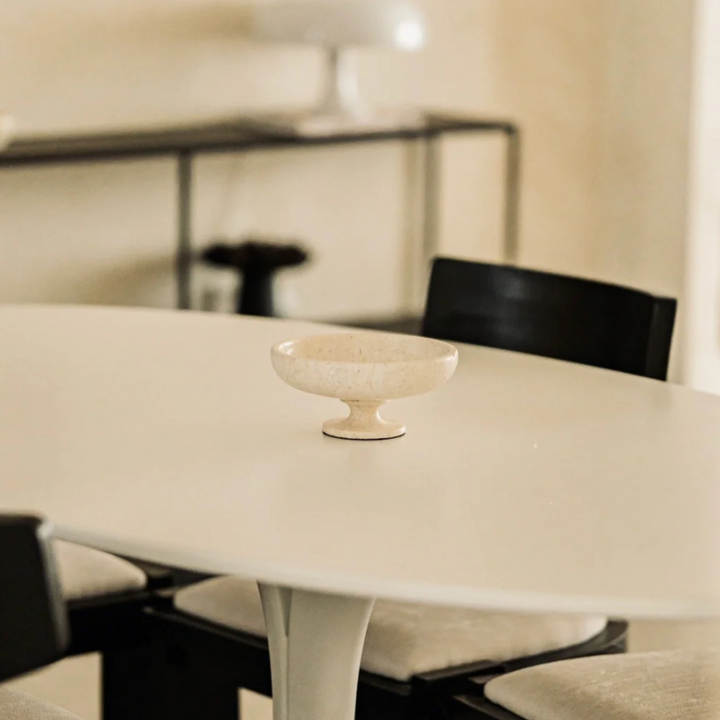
322;418;406;440
322;400;406;441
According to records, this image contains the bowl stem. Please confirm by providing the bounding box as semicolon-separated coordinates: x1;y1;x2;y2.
322;400;406;441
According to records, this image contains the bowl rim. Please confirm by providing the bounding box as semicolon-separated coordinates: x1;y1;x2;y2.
271;332;458;367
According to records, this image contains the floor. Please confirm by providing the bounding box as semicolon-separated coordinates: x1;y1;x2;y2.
7;621;720;719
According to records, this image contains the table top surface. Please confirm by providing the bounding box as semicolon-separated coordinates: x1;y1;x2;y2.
2;305;719;619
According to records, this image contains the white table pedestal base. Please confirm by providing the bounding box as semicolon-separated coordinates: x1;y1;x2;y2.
259;584;375;720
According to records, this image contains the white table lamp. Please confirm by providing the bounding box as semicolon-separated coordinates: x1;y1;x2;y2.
244;2;426;134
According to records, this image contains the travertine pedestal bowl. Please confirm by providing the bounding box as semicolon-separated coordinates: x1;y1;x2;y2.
271;332;458;439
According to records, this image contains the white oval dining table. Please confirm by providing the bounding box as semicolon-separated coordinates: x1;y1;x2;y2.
2;305;720;720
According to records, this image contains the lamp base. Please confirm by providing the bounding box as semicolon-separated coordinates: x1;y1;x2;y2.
240;107;427;137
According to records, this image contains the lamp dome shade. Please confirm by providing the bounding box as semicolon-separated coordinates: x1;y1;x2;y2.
246;2;426;50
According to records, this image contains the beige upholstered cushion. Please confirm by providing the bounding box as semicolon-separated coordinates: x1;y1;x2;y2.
53;540;146;602
174;576;607;682
484;649;720;720
0;688;82;720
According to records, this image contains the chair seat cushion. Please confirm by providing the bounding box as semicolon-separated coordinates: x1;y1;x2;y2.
484;648;720;720
53;540;147;602
0;687;82;720
174;576;608;682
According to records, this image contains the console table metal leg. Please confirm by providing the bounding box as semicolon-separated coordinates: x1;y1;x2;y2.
422;135;440;268
177;152;194;310
503;126;521;264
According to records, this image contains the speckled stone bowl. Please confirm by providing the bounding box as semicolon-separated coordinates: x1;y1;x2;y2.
271;332;458;439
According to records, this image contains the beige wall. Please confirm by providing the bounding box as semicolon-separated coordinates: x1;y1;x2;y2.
595;1;694;297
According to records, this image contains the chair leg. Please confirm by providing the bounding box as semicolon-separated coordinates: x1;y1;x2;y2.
103;639;240;720
162;653;240;720
102;643;169;720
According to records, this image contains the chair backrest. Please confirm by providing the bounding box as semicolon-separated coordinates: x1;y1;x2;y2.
422;257;677;380
0;514;69;682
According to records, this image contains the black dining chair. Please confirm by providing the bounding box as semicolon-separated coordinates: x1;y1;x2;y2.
0;512;82;719
60;543;194;720
134;261;680;720
422;257;677;380
147;588;625;720
1;515;188;720
63;541;216;720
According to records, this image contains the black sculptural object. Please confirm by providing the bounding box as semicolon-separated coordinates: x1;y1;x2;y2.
202;240;309;317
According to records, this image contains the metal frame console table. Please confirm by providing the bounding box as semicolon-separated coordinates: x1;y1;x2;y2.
0;112;520;310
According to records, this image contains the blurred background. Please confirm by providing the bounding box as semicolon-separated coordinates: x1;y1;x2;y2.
1;0;717;391
1;1;720;715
